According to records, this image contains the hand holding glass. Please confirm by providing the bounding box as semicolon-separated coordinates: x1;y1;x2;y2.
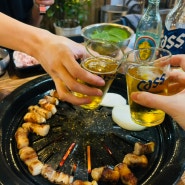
74;40;124;110
124;48;171;127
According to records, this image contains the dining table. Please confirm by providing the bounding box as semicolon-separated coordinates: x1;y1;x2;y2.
0;65;185;184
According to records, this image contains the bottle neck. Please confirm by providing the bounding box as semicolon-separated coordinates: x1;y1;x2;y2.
176;0;185;8
167;0;185;19
146;0;160;9
165;0;185;29
145;0;160;12
148;0;160;3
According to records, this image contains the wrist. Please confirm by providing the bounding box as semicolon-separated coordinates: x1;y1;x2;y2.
27;28;51;60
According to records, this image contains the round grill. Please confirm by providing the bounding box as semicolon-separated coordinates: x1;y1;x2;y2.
0;74;185;185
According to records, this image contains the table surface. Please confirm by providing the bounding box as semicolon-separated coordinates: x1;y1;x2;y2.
0;70;185;184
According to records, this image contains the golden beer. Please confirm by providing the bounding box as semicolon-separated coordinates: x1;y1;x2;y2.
126;66;169;127
74;56;119;110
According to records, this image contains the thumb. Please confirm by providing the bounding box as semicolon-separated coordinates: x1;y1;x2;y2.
131;92;176;115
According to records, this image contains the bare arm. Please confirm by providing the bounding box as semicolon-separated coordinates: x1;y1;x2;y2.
0;13;105;105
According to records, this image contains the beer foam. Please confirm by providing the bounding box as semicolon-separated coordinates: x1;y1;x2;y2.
112;105;146;131
138;66;161;80
100;93;126;107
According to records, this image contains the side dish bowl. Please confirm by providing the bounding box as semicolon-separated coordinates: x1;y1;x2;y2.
81;23;134;48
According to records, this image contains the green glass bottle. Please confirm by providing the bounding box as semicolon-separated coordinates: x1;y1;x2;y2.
134;0;162;49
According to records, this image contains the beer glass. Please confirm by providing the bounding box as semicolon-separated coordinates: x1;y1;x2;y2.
124;48;171;127
74;39;124;110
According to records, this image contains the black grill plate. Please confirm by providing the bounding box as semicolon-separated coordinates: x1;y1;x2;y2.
0;74;185;185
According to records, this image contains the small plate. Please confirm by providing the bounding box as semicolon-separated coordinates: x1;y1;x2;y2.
9;51;45;78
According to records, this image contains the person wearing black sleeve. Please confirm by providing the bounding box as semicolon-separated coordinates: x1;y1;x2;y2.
0;0;54;27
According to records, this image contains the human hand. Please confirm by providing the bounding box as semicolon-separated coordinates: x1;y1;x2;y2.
131;90;185;130
0;12;104;106
34;34;105;105
131;54;185;130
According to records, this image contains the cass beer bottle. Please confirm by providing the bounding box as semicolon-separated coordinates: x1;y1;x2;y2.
134;0;162;49
161;0;185;54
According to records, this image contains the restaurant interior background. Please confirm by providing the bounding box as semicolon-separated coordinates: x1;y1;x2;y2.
42;0;176;35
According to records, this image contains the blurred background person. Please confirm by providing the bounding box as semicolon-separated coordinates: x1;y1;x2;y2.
0;0;54;27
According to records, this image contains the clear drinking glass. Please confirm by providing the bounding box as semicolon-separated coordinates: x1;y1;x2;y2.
124;47;171;127
74;39;124;110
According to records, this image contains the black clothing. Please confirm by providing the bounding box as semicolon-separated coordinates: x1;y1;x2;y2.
0;0;33;24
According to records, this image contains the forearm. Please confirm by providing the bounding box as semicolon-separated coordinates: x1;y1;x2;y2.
0;13;49;57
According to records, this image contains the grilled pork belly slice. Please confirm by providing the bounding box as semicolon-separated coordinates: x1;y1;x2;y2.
19;146;38;163
41;164;74;184
71;180;98;185
55;172;74;184
44;95;59;105
133;142;155;155
24;111;46;123
114;163;137;185
15;127;29;149
28;105;52;119
50;89;60;100
22;122;50;136
19;146;43;176
91;166;104;181
123;153;148;168
38;99;57;114
41;164;56;182
91;166;120;183
28;159;44;176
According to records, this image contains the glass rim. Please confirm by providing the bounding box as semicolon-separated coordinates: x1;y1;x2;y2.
81;55;119;75
85;39;123;58
125;47;172;56
123;47;172;64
